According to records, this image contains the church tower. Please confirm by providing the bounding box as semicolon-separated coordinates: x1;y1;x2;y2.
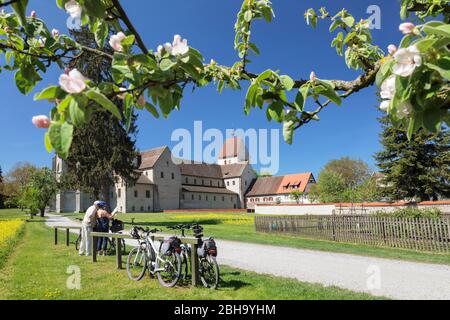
217;137;249;165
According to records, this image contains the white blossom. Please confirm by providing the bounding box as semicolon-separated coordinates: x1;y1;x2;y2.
109;32;126;52
59;69;87;94
65;0;82;18
392;45;422;77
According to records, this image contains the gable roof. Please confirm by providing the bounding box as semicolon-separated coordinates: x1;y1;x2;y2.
139;146;167;169
246;172;314;197
179;161;249;179
136;174;153;185
218;137;246;159
220;162;249;178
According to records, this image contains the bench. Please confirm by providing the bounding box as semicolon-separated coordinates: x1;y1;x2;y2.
52;225;82;246
90;231;202;286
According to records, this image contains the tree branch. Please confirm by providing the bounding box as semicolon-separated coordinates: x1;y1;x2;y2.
111;0;148;54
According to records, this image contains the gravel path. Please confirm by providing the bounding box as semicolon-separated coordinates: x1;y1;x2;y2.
45;214;450;300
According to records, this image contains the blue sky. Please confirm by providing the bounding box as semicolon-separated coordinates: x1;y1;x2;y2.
0;0;406;176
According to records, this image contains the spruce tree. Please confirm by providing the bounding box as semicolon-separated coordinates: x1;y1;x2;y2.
60;28;139;202
374;116;449;201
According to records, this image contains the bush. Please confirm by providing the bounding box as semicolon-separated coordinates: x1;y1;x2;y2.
375;207;442;219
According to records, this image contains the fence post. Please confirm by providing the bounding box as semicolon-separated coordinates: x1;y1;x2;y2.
332;210;336;241
382;217;387;244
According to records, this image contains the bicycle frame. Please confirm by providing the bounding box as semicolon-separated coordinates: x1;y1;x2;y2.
132;232;176;274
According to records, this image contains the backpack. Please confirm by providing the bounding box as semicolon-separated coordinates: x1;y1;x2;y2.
160;236;182;256
197;238;217;257
110;219;124;233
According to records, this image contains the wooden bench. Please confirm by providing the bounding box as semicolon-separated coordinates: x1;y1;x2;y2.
53;225;82;246
90;231;202;286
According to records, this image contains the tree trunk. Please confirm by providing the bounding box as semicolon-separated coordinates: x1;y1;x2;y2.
40;208;45;217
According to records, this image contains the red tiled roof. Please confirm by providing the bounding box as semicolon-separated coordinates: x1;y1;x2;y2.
218;137;245;159
246;172;314;197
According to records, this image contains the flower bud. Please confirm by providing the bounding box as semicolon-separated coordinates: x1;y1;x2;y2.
399;22;415;35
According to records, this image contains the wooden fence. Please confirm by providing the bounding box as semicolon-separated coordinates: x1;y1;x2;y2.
255;215;450;253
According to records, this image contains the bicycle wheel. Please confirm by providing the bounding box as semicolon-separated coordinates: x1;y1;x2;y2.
156;252;182;287
75;234;81;251
126;247;147;281
199;256;220;289
182;248;190;280
107;238;116;255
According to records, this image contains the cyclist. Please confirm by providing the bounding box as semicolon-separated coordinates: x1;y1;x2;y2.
95;204;117;256
79;200;105;256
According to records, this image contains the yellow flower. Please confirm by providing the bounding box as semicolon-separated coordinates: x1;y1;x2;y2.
0;220;25;246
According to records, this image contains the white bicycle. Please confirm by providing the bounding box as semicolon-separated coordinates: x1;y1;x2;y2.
126;226;182;288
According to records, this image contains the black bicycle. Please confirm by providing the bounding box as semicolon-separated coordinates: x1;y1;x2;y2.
167;223;220;289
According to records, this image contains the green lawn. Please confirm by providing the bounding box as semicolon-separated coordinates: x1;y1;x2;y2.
0;208;32;220
62;211;450;266
0;213;380;300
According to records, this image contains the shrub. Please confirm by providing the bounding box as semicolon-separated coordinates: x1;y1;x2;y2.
375;207;442;219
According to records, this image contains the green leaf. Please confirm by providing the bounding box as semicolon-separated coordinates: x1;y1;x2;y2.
145;102;159;119
280;75;295;91
256;69;273;83
295;85;309;111
423;107;441;133
267;101;284;122
93;20;108;48
11;0;28;26
34;86;64;101
244;10;253;22
69;97;87;127
86;89;122;119
245;82;259;114
48;122;73;158
426;58;450;80
423;24;450;38
160;58;177;71
83;0;106;18
44;131;53;153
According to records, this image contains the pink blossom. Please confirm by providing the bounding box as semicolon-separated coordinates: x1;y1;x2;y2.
30;10;36;18
109;32;126;52
399;22;415;35
32;115;50;129
59;68;87;94
309;71;317;82
388;44;397;55
52;29;60;38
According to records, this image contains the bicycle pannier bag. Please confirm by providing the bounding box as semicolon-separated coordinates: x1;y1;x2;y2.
161;236;182;255
110;219;124;233
199;238;217;257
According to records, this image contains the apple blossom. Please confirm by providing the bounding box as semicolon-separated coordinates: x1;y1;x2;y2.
59;68;87;94
399;22;415;35
379;100;390;112
388;44;397;55
52;29;60;38
32;115;50;129
30;10;36;18
157;45;164;55
65;0;82;18
109;32;126;52
171;34;189;56
392;45;422;77
380;75;396;100
309;71;317;82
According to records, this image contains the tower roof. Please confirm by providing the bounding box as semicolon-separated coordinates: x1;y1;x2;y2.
218;137;246;159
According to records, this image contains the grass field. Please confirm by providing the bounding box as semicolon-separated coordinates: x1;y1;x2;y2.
61;211;450;266
0;209;380;300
